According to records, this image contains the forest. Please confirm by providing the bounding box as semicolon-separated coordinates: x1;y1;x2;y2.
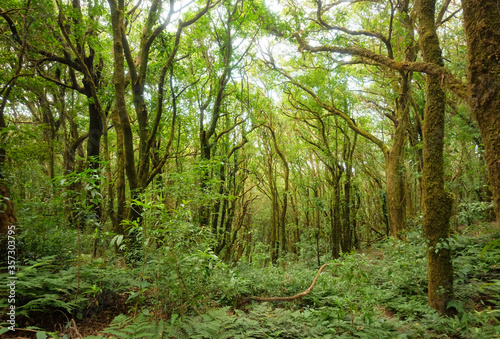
0;0;499;337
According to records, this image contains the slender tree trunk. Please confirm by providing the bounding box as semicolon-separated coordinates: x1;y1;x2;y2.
331;170;341;259
269;127;289;256
343;170;352;252
199;134;212;227
291;189;300;254
108;0;139;221
342;131;357;251
386;124;406;238
37;95;57;180
111;108;126;233
386;0;414;236
315;187;321;267
270;174;279;263
462;0;500;230
212;162;226;239
418;0;454;313
86;100;103;220
386;69;412;239
352;188;361;249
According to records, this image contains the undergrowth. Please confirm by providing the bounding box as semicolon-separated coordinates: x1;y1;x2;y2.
1;225;499;338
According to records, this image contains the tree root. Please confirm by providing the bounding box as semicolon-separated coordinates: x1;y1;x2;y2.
249;262;342;303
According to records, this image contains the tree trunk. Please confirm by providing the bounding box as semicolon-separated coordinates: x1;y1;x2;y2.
270;170;279;263
291;188;300;254
462;0;500;230
269;127;289;256
386;68;413;238
0;183;16;238
386;124;406;238
86;99;103;220
418;0;454;314
111;108;126;233
0;28;23;241
342;131;357;251
331;171;341;259
108;0;139;221
315;187;321;267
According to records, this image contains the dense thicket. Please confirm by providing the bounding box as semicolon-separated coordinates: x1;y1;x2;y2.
1;0;499;334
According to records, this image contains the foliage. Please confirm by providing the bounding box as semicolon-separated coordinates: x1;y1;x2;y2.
95;314;164;339
0;254;136;319
1;0;499;337
457;202;494;226
159;228;500;338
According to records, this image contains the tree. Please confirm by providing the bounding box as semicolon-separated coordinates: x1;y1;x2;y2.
264;0;458;312
417;0;453;314
0;2;31;239
107;0;216;223
260;0;427;238
462;0;500;231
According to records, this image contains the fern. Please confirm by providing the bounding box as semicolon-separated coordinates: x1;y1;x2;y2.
0;256;82;316
101;314;164;338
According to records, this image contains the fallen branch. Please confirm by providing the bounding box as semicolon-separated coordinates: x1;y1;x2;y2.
251;263;342;302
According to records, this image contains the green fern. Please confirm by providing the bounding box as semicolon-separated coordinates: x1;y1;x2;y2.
101;314;164;338
0;256;82;317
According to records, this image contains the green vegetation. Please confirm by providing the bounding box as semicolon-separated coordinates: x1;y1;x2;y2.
1;0;499;337
1;216;499;337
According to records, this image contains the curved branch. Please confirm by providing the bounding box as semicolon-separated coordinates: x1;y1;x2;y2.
315;0;393;58
251;263;342;302
35;68;86;95
292;33;469;104
0;9;22;45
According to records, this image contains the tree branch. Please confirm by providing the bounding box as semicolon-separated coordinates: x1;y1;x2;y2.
292;33;470;104
251;263;342;302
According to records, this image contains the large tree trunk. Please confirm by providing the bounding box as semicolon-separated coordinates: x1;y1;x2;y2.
417;0;454;314
462;0;500;230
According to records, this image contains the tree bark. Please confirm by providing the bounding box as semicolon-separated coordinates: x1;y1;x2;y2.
0;13;26;239
110;108;126;233
108;0;139;205
462;0;500;230
268;127;289;255
330;169;342;259
385;107;407;238
269;159;279;263
418;0;454;314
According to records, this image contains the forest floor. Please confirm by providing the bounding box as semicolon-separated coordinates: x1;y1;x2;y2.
2;222;500;338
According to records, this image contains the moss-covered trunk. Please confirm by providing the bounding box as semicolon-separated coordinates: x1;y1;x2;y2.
386;123;406;238
462;0;500;230
417;0;454;314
